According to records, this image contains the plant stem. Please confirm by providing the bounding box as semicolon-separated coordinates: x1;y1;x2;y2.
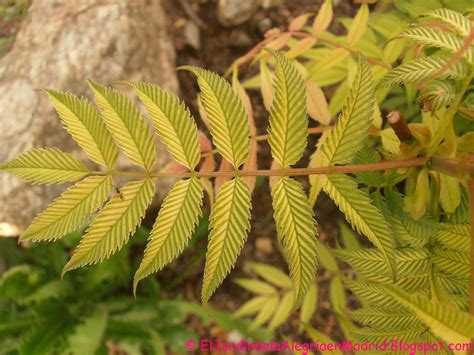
91;157;429;179
201;126;326;158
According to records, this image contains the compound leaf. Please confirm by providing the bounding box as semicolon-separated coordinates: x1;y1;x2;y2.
0;148;89;184
202;177;251;306
271;177;318;307
63;179;155;274
267;50;308;168
20;175;113;242
129;82;201;170
44;89;118;169
134;177;203;292
179;67;250;168
88;80;156;171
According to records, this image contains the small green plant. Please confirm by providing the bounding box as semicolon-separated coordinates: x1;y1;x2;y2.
1;0;473;347
0;226;271;354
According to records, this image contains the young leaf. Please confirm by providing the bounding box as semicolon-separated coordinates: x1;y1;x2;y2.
377;55;467;88
44;89;118;169
260;60;275;111
128;82;201;170
0;148;89;184
247;262;293;289
134;177;203;292
268;291;294;330
202;177;251;306
234;278;278;295
439;173;461;214
234;296;268;318
385;286;474;344
324;174;395;278
347;4;369;46
88;80;156;171
312;0;332;36
267;50;308;168
422;8;471;36
253;296;279;327
179;66;250;168
271;177;318;307
299;282;318;331
20;175;113;242
63;179;155;274
306;80;331;125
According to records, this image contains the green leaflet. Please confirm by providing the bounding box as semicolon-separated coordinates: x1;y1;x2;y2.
202;177;251;306
179;66;250;168
324;174;395;278
134;177;203;292
309;55;374;204
62;179;155;274
88;80;156;171
267;50;308;168
271;177;318;307
377;55;467;88
347;3;369;46
0;148;89;184
128;82;201;170
385;285;474;344
44;89;118;169
20;175;113;242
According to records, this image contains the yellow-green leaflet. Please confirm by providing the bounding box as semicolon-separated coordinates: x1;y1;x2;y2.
324;174;395;278
128;82;201;170
62;179;155;274
397;27;472;62
385;286;474;344
438;173;461;214
268;291;293;330
0;148;89;184
88;80;156;171
20;175;113;242
133;177;203;292
271;177;318;307
377;55;467;88
422;8;471;37
267;50;308;168
179;66;250;168
309;55;374;204
202;177;251;306
44;89;118;169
